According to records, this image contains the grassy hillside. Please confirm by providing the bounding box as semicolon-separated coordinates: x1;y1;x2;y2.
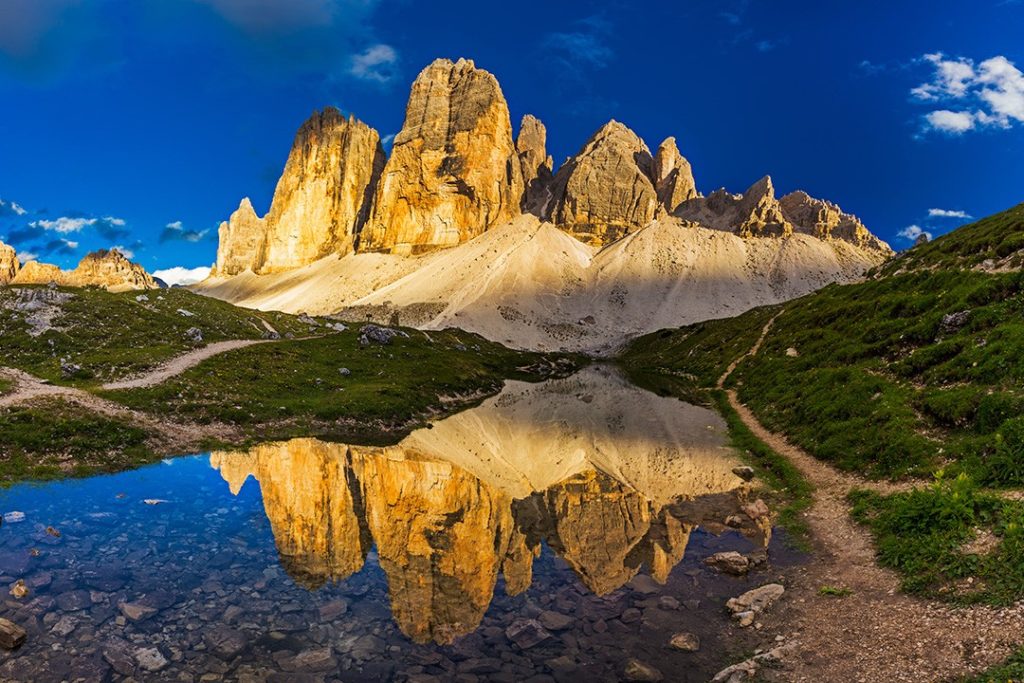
0;285;316;384
621;201;1024;603
102;327;571;443
880;202;1024;274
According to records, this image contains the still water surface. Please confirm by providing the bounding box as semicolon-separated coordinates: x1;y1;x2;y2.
0;367;792;682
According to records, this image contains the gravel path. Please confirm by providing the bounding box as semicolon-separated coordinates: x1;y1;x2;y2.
101;339;270;390
719;312;1024;681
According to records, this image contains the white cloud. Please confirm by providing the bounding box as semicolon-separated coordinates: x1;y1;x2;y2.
111;245;134;259
103;216;126;226
0;198;29;216
914;53;1024;134
62;239;79;250
153;266;212;287
924;110;976;134
166;220;183;230
898;225;932;242
161;221;209;243
380;133;395;146
15;251;38;263
349;44;398;83
29;216;96;233
928;208;972;219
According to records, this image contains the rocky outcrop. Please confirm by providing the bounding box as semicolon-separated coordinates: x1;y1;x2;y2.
779;190;888;250
652;137;698;215
214;109;385;276
0;242;18;284
517;114;554;215
360;58;524;254
10;249;157;291
549;120;659;246
677;176;791;238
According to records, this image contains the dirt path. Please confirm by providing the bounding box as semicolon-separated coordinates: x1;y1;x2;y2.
0;367;236;453
101;339;270;390
719;312;1024;682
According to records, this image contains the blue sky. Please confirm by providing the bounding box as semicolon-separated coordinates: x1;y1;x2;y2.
0;0;1022;283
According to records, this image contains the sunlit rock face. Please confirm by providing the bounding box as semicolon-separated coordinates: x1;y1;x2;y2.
0;241;19;284
209;439;369;588
352;448;530;644
549;120;660;247
360;58;524;254
214;109;386;276
652;136;698;216
211;369;765;645
10;249;157;291
517;114;554;216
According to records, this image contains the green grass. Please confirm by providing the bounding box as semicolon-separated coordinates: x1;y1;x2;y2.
102;326;575;443
0;285;317;385
817;585;853;597
0;399;153;484
623;268;1024;482
961;649;1024;682
0;378;11;396
880;202;1024;274
851;473;1024;606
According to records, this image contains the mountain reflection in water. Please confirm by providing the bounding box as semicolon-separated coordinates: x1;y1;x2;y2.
210;367;769;644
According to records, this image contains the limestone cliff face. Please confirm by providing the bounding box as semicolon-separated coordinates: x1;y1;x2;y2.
517;114;554;215
214;109;385;276
678;176;793;239
360;59;524;254
652;137;698;215
0;241;18;284
779;190;889;250
209;440;369;589
11;249;157;291
549;120;659;246
353;449;528;644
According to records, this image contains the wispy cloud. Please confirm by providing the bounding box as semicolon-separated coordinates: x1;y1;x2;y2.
15;251;38;263
30;216;96;233
0;198;28;216
160;220;210;243
913;53;1024;135
542;15;614;77
928;208;972;219
349;43;398;84
898;225;932;242
153;265;211;286
111;244;134;259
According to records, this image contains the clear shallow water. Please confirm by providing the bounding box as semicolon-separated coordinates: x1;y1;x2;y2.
0;368;796;682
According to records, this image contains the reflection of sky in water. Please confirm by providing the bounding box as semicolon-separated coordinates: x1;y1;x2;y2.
0;370;790;681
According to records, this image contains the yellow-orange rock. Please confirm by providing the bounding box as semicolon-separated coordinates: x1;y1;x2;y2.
517;114;554;215
215;109;385;275
780;190;889;251
652;136;698;215
11;249;157;291
359;58;524;254
0;241;18;284
210;440;369;589
549;120;659;247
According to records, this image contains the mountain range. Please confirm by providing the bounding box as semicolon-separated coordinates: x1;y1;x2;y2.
1;57;893;351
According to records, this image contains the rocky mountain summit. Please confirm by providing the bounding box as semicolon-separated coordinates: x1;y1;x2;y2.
201;57;892;351
0;244;157;291
213;57;889;276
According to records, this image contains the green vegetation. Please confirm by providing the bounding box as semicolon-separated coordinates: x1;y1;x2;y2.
0;378;11;396
960;649;1024;682
620;202;1024;603
102;327;573;443
0;285;316;385
817;586;853;597
0;399;152;484
624;267;1024;482
880;202;1024;274
851;473;1024;605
